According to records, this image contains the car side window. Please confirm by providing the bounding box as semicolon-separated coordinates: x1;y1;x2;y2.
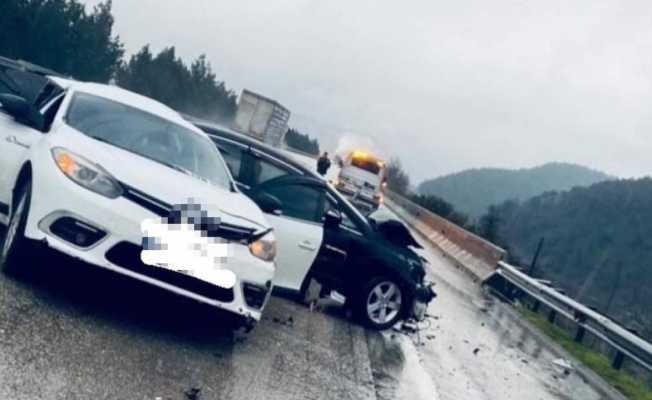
213;139;246;181
0;78;13;97
263;183;324;223
325;198;362;232
251;155;290;186
0;72;17;113
4;69;47;104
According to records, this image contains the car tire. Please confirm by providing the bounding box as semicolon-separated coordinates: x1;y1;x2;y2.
356;276;405;330
299;273;320;305
0;181;38;276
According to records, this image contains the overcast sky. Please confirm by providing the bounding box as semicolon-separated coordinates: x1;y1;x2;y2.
85;0;652;183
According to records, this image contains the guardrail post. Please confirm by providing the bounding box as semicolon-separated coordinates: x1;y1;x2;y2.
547;309;557;324
612;351;625;370
574;326;586;343
531;300;541;312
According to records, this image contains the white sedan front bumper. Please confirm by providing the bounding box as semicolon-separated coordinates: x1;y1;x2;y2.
22;150;275;321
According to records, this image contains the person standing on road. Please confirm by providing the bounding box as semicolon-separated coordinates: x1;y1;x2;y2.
317;152;331;176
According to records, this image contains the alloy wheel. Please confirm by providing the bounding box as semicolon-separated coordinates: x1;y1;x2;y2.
366;280;402;325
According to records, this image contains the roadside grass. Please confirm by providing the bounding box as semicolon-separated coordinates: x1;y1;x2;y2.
517;306;652;400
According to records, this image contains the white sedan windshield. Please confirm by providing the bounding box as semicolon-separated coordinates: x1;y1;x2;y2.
66;92;231;189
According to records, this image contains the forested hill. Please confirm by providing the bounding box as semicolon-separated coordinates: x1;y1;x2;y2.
493;178;652;340
417;163;612;218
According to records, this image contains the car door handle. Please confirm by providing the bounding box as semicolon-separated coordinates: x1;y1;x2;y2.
298;240;317;251
5;135;29;149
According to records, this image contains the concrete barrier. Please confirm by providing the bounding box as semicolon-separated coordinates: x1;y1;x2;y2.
384;191;506;280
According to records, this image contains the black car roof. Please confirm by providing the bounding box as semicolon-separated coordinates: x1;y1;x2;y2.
186;116;319;178
0;56;65;78
186;116;375;233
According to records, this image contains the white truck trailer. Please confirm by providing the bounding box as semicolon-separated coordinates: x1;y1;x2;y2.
233;89;290;147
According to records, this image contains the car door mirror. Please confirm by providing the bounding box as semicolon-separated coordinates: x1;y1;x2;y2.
324;209;342;229
251;191;283;215
0;93;44;131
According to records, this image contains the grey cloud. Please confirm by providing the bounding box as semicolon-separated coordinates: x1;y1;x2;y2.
85;0;652;182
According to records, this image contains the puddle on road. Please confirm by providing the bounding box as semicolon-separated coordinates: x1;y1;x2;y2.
367;331;439;400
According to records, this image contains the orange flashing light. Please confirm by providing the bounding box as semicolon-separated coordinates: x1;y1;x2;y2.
56;153;77;175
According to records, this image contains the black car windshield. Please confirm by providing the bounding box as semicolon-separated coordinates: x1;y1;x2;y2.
67;92;231;189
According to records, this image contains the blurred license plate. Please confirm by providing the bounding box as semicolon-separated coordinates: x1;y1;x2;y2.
140;219;228;270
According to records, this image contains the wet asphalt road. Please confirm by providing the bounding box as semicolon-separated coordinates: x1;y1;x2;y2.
0;228;375;400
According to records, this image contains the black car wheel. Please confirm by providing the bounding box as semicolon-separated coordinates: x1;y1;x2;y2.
357;276;405;330
0;181;37;276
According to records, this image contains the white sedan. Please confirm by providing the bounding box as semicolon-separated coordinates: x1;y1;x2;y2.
0;70;276;327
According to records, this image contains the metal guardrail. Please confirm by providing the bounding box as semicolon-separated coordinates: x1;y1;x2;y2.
384;191;506;278
495;261;652;372
375;189;651;374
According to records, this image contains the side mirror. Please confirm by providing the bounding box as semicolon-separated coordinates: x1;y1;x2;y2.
0;94;43;131
252;191;283;215
324;209;342;229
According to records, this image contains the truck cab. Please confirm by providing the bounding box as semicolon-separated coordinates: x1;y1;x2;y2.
335;151;386;214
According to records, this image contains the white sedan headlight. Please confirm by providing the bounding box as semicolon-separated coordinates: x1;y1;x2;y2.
249;231;276;262
51;147;123;199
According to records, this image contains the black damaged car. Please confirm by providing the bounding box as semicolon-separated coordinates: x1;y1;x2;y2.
189;118;436;330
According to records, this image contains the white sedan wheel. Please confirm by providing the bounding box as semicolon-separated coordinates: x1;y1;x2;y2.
1;191;27;261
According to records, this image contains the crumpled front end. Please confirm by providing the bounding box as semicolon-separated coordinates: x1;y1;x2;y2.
410;282;437;321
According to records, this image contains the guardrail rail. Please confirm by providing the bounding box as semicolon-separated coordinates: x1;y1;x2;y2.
492;261;652;372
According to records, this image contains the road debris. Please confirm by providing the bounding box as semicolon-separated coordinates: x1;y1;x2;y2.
184;387;201;400
271;316;295;327
400;321;418;333
552;358;573;375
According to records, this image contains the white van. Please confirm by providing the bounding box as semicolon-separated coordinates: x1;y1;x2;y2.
335;151;385;213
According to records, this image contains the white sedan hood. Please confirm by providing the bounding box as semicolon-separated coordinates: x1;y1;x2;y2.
51;127;269;232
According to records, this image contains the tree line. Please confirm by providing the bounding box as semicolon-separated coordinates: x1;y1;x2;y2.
388;156;652;340
1;0;234;123
284;128;320;155
385;158;496;240
1;0;322;145
491;179;652;340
